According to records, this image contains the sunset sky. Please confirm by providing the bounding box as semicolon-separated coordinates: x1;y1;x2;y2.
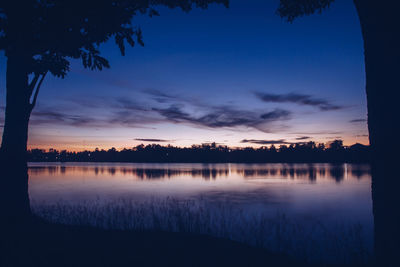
0;0;368;151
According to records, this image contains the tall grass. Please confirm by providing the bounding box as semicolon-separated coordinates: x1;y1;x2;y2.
31;198;372;266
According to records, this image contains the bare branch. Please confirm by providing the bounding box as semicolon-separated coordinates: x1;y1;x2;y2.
28;74;40;97
30;72;47;112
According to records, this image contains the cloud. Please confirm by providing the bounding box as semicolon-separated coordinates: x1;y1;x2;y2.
293;131;342;135
31;110;95;126
349;119;367;123
240;139;290;145
143;89;180;104
114;98;148;111
53;97;158;128
134;138;172;143
152;105;291;131
260;109;291;120
324;136;342;139
296;136;310;140
255;92;344;111
25;92;293;133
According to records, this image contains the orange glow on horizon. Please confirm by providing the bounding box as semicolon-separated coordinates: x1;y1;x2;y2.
26;137;370;152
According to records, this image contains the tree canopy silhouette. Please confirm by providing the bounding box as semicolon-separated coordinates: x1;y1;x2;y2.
0;0;228;223
0;0;228;157
277;0;334;22
27;140;370;163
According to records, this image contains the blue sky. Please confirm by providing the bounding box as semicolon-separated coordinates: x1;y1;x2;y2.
0;0;368;151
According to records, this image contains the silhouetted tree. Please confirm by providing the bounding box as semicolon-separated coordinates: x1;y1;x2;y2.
277;1;400;265
26;141;369;163
0;0;228;224
277;0;399;163
327;139;343;151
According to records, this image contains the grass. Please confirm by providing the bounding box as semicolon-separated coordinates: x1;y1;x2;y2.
3;217;299;267
32;197;373;266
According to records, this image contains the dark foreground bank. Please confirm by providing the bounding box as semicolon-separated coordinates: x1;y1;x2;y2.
2;217;305;267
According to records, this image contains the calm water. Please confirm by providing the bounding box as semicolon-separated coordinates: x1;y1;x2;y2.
28;162;373;262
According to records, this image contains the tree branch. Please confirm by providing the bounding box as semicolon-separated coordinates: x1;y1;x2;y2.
28;74;40;97
30;72;47;112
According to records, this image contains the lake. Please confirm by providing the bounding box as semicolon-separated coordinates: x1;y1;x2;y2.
28;162;373;264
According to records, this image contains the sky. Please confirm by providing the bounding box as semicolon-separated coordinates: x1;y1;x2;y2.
0;0;368;151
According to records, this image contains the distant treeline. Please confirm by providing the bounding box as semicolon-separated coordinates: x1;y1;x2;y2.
28;140;370;163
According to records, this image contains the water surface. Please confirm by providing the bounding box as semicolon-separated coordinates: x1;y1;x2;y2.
28;162;373;263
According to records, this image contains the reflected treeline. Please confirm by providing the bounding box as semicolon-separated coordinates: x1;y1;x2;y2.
28;141;370;163
29;164;371;182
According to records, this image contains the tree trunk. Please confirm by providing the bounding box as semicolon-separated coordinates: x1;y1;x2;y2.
0;52;32;226
354;1;400;265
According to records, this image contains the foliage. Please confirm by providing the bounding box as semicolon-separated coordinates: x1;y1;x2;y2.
32;198;373;265
277;0;335;22
0;0;228;77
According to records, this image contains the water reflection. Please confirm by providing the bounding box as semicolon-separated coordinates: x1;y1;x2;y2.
28;163;373;264
29;163;371;182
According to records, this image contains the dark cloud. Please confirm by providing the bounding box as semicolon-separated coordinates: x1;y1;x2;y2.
27;98;156;129
349;119;367;123
113;98;149;112
260;109;291;120
152;105;190;123
134;138;172;143
66;97;158;128
293;131;342;135
324;136;343;139
255;92;344;111
152;105;291;131
240;139;290;145
143;89;179;104
23;92;292;133
296;136;310;140
30;110;96;127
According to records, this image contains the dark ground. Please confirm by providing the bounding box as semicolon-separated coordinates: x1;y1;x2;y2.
2;217;305;267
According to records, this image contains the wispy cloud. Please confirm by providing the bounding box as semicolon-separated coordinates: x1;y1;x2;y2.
134;138;172;143
31;110;96;127
295;136;310;140
293;131;342;135
26;91;293;134
240;139;290;145
260;109;291;120
255;92;344;111
153;105;291;132
349;119;366;123
143;89;181;104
